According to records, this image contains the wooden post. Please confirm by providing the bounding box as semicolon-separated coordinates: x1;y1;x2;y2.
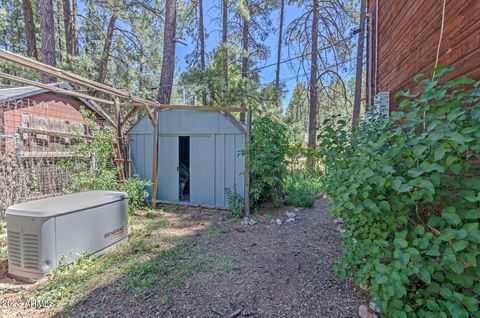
151;111;159;209
114;99;126;180
244;107;252;217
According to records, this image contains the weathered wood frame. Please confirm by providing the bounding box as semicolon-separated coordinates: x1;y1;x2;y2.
0;49;250;215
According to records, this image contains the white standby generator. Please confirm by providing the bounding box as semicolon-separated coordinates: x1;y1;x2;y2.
6;191;128;281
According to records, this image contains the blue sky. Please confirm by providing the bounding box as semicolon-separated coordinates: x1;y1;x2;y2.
175;1;309;108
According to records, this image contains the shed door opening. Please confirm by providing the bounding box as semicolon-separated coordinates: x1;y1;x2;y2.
179;136;190;201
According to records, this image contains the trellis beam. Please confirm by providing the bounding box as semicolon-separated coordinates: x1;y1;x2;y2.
0;72;113;105
120;103;247;113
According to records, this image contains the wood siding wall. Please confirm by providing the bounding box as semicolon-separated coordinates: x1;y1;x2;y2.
367;0;480;111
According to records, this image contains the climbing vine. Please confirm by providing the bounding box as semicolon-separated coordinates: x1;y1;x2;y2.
318;66;480;317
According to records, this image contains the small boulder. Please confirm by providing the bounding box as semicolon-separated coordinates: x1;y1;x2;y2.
369;302;381;314
285;212;297;218
248;218;257;226
286;218;295;223
333;217;344;224
359;304;378;318
275;219;282;225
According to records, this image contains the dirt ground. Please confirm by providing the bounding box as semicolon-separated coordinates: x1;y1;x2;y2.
2;199;368;317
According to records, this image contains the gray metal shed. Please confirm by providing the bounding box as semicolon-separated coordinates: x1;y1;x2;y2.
127;109;246;208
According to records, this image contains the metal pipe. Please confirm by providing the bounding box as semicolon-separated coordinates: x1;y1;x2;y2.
367;12;373;106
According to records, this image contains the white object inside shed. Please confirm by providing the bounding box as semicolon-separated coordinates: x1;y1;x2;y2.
127;109;246;208
6;191;128;281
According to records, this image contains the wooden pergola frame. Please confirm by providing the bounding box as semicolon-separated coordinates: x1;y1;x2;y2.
0;49;251;216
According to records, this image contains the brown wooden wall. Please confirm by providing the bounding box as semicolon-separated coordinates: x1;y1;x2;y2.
366;0;480;111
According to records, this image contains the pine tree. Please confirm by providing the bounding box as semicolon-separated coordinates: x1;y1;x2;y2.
40;0;56;83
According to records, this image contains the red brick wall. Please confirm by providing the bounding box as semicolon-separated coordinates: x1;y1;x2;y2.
3;93;86;135
367;0;480;110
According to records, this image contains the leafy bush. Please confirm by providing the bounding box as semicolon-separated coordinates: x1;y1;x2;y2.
245;117;289;206
68;108;149;212
121;177;151;212
225;187;244;219
318;66;480;318
283;173;320;207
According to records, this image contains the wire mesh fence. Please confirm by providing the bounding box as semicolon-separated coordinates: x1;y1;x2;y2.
0;98;94;219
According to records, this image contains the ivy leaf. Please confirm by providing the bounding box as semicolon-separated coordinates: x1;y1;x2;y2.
442;211;461;225
418;179;435;194
452;240;469;252
420;162;445;173
418;268;431;284
464;252;478;267
466;209;480;219
450;163;462;174
446;155;457;166
399;184;413;193
467;231;480;243
434;147;447;161
412;144;427;157
407;168;423;177
379;201;391;212
394;238;408;249
439;229;456;241
450;261;465;274
426;245;441;256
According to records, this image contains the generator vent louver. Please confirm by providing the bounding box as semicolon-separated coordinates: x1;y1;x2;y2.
7;230;40;271
23;233;40;270
7;231;22;267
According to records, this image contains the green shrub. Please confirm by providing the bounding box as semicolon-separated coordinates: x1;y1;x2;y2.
121;177;151;212
283;174;320;207
318;66;480;318
245;117;288;206
225;187;244;219
68;108;150;212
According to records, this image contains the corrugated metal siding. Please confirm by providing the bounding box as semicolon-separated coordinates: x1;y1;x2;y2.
127;109;245;208
367;0;480;110
190;135;215;205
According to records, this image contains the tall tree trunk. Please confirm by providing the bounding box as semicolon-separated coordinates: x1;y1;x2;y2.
308;0;319;151
240;3;249;123
22;0;38;59
63;0;74;55
221;0;228;105
198;0;207;106
72;0;79;54
97;14;117;85
275;0;285;89
55;8;62;64
39;0;56;83
352;0;367;130
157;0;177;104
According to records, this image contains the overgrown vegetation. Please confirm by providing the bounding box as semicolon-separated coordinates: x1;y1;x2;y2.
66;108;149;212
246;117;289;206
283;173;320;208
225;187;244;219
318;67;480;317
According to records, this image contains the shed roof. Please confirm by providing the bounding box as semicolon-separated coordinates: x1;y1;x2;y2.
127;108;247;135
0;82;101;115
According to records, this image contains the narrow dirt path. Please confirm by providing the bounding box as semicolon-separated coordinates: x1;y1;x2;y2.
64;199;367;318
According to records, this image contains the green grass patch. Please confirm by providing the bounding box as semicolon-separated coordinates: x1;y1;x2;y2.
32;211;168;309
27;208;229;311
206;228;230;238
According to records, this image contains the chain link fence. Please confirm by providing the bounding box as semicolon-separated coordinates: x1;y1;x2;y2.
0;98;93;219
